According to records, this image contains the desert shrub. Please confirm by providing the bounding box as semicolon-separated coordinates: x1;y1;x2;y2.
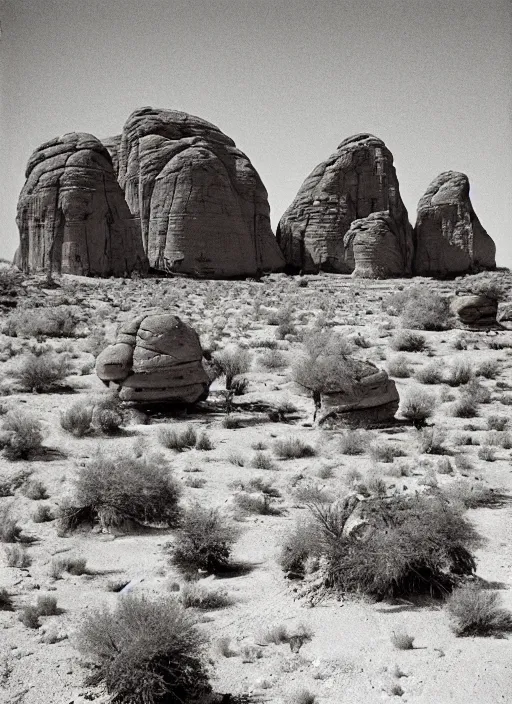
390;631;415;650
261;623;290;645
400;388;436;428
451;394;478;418
195;432;213;451
273;437;316;459
4;306;78;339
49;555;87;578
213;347;252;390
0;588;13;611
1;410;43;460
60;401;94;437
291;330;354;399
22;479;48;500
339;429;369;455
391;331;427;352
445;361;474;387
258;349;288;370
457;272;510;302
18;605;41;629
12;352;72;392
158;426;197;452
97;408;123;435
82;329;108;357
76;594;210;704
293;483;332;505
171;505;238;574
5;545;31;568
317;465;335;479
386;355;412;378
370;442;405;463
178;583;233;610
446;586;512;637
59;448;181;532
251;451;276;470
36;594;58;616
417;427;447;455
400;289;451;331
227;451;245;466
279;518;325;576
442;480;503;509
184;476;206;489
32;504;54;523
465;378;491;404
233;492;280;516
0;504;22;542
476;359;500;380
287;689;316;704
415;362;444;385
292;494;480;599
487;415;509;431
436;456;453;474
230;376;249;396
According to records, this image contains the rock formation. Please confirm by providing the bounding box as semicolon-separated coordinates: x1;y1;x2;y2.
112;106;285;277
16;133;147;277
413;171;496;276
95;313;209;404
101;135;122;178
344;211;412;278
318;358;399;427
277;133;413;274
450;294;499;329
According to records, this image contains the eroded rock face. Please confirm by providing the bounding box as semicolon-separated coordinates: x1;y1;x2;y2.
344;211;412;278
115;106;285;277
16;133;147;277
101;135;122;178
450;294;498;329
318;358;399;427
95;314;209;404
277;133;413;274
413;171;496;276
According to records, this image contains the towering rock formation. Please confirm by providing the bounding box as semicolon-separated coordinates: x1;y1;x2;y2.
112;106;284;277
344;211;412;278
276;133;413;274
16;133;147;277
413;171;496;276
102;135;122;178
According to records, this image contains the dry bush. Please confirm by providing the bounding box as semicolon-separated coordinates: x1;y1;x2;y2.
258;349;288;370
213;347;252;389
178;583;233;610
386;355;412;378
370;442;405;463
22;479;48;500
273;437;316;459
5;545;31;568
442;480;504;509
477;360;500;380
446;586;512;637
291;330;354;399
49;555;87;578
400;388;436;428
158;426;197;452
251;451;276;470
416;427;448;455
487;415;509;431
4;306;78;338
451;394;478;418
171;505;238;574
12;352;72;392
1;410;43;460
399;289;451;331
0;504;22;542
60;401;94;437
415;362;444;385
390;631;415;650
390;331;427;352
32;504;54;523
77;594;210;704
195;432;213;451
339;429;370;455
445;361;474;387
59;448;181;532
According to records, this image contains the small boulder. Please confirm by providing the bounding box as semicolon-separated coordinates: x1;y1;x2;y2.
96;314;209;404
450;295;499;329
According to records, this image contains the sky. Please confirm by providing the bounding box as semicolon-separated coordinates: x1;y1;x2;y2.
1;0;511;266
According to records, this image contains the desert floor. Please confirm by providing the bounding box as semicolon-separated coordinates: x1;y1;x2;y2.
1;272;512;704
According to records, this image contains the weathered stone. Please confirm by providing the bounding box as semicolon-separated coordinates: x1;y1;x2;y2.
498;302;512;326
116;106;285;277
413;171;496;276
318;358;399;427
344;211;412;278
101;135;122;178
450;294;498;329
16;133;147;277
277;133;413;274
96;314;209;404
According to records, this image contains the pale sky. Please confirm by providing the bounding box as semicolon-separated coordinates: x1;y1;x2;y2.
1;0;511;266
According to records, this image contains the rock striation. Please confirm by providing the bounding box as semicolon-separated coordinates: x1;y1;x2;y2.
16;133;147;277
113;106;285;277
450;294;499;329
95;313;209;404
277;133;413;274
318;358;399;427
413;171;496;276
344;211;412;278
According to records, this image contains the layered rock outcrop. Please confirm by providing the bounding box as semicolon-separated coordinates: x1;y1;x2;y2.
16;133;147;277
413;171;496;276
450;294;499;329
277;133;413;274
113;106;285;277
344;211;412;278
95;314;209;404
318;358;399;427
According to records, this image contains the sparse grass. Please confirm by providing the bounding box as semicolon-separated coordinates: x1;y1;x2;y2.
0;588;13;611
477;360;500;379
417;427;447;455
390;631;415;650
287;689;316;704
12;352;72;392
477;446;496;462
195;432;213;451
36;594;58;616
233;492;281;515
227;451;246;466
261;623;290;645
76;594;210;703
273;437;316;459
171;505;239;574
1;410;43;460
339;429;369;455
0;505;22;543
446;586;512;637
158;425;197;451
5;545;31;568
443;480;503;509
4;306;78;339
49;555;88;578
178;583;233;610
18;605;41;629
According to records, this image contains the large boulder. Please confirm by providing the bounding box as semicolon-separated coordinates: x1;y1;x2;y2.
344;211;412;278
112;106;285;277
413;171;496;277
450;294;499;329
95;314;209;404
16;133;147;277
318;358;399;427
276;133;413;274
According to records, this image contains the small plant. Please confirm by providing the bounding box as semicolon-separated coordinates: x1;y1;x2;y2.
446;586;512;637
5;545;31;568
233;492;280;516
399;289;451;331
387;355;412;378
0;588;13;611
12;352;72;392
451;394;478;418
415;362;443;385
178;583;233;610
213;347;252;390
32;504;54;523
476;359;500;379
1;410;43;460
171;505;239;574
18;605;41;629
417;427;447;455
261;623;290;645
60;401;94;437
258;349;288;370
251;451;276;470
370;442;404;463
400;388;436;428
36;594;58;616
390;631;415;650
391;331;427;352
97;408;123;435
22;479;48;500
76;594;210;703
184;476;206;489
49;555;88;578
287;689;316;704
159;426;197;451
487;415;508;431
4;306;78;339
445;361;474;387
195;432;213;451
339;429;369;455
0;505;22;543
273;437;316;459
477;446;496;462
227;451;246;467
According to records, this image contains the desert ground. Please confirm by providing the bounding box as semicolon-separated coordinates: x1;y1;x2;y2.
1;270;512;704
